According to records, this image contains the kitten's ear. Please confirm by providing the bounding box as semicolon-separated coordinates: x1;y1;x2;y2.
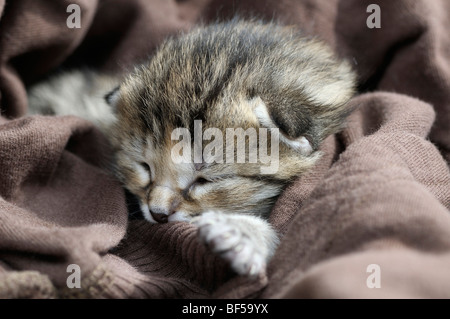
252;97;314;156
104;86;120;109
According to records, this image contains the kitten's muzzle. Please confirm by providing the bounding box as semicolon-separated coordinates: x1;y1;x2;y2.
148;186;181;223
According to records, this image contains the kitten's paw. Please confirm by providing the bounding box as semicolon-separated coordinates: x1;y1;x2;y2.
192;212;267;277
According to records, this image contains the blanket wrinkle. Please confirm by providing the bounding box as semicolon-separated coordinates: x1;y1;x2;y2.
0;0;449;299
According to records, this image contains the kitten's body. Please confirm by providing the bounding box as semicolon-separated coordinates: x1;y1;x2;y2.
28;19;356;276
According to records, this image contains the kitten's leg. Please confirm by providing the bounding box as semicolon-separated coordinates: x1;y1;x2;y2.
192;211;279;277
27;70;118;134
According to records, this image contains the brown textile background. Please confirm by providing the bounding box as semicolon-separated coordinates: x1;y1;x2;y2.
0;0;449;298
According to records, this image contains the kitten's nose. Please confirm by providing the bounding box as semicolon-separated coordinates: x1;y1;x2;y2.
149;201;179;223
150;211;168;223
148;186;180;223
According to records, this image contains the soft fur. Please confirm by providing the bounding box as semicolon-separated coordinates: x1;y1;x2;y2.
28;19;356;276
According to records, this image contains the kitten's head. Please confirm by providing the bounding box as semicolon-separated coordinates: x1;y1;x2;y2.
105;20;356;223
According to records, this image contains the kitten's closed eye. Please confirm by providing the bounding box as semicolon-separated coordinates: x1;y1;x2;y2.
140;162;151;173
185;176;213;198
138;162;152;188
192;177;211;186
189;177;212;190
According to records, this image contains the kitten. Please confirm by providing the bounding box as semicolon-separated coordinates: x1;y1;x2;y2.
28;19;356;277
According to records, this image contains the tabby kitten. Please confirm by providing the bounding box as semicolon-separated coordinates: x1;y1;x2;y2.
28;19;356;276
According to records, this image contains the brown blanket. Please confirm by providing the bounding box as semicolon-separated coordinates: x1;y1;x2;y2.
0;0;449;299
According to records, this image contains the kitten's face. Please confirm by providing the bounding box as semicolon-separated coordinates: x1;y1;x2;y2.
110;91;318;223
105;21;356;223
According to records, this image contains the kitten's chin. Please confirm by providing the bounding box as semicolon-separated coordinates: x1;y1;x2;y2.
168;211;191;223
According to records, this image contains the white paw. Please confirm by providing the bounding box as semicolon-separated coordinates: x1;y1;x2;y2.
192;212;267;277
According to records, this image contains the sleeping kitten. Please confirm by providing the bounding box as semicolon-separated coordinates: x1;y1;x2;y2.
28;19;356;277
